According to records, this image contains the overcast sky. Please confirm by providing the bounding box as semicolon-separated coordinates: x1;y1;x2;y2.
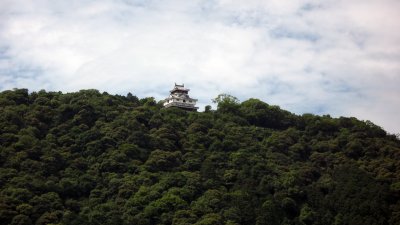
0;0;399;133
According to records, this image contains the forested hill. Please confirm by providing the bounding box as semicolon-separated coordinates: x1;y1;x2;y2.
1;89;400;225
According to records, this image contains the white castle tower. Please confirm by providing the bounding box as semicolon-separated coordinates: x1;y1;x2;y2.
163;83;198;111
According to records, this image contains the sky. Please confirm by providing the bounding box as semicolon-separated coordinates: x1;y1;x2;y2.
0;0;399;134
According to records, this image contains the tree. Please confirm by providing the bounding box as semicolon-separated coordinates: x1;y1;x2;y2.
212;94;240;114
145;150;182;172
0;88;399;225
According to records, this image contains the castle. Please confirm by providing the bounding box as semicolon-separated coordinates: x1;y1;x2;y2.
163;83;198;111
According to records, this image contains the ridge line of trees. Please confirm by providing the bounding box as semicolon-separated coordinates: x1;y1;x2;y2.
0;89;399;225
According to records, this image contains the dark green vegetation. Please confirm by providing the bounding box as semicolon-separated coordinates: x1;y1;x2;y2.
1;89;400;225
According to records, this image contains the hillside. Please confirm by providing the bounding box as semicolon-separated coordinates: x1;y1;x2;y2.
0;89;399;225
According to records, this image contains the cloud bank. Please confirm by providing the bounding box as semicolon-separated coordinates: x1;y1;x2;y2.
0;0;399;133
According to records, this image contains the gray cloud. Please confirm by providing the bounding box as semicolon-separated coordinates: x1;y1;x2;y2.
0;0;399;133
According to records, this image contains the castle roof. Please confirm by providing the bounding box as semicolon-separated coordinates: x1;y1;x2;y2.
170;83;189;93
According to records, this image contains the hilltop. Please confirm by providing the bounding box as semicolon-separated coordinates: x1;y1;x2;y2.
0;89;399;225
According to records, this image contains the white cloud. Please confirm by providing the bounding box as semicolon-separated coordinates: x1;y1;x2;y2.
0;0;399;133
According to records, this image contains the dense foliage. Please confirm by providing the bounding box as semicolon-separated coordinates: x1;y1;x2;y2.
0;88;399;225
